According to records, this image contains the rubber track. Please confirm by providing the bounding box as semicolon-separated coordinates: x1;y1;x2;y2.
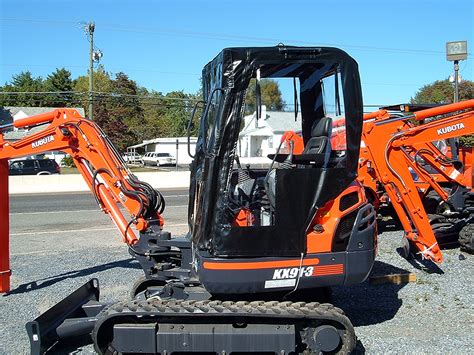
93;299;356;354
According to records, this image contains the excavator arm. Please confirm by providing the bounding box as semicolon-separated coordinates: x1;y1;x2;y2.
361;100;474;262
0;109;165;292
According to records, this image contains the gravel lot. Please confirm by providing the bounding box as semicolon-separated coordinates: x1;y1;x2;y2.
335;228;473;354
0;209;472;354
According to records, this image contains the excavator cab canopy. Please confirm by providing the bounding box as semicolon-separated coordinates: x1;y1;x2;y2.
189;46;363;257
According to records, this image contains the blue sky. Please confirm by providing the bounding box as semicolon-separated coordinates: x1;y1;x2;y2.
0;0;472;107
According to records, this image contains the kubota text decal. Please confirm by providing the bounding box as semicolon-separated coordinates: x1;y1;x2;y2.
32;135;54;149
437;123;465;135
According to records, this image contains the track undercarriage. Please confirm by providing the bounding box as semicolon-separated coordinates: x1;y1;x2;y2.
27;229;358;354
94;298;355;354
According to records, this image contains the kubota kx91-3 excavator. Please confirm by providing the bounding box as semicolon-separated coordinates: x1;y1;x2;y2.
0;46;377;354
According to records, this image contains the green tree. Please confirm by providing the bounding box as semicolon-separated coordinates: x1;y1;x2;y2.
411;79;474;104
74;65;113;117
100;72;143;151
163;91;192;137
137;89;201;139
138;89;169;139
0;66;204;145
43;68;74;107
0;71;44;106
188;91;203;137
244;79;285;114
411;79;474;146
74;65;112;93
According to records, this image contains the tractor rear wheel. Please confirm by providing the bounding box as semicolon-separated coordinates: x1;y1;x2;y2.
423;189;454;215
459;224;474;254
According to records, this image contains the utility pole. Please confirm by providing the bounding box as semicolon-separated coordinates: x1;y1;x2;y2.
453;60;460;103
87;22;95;120
176;139;179;171
446;41;468;102
446;41;468;159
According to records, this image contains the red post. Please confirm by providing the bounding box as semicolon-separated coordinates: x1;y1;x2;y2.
0;159;10;293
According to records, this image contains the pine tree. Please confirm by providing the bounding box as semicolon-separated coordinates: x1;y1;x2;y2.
0;71;44;106
43;68;74;107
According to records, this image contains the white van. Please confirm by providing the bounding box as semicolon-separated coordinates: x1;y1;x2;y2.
142;152;177;166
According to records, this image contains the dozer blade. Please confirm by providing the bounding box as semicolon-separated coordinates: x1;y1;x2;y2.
26;278;101;354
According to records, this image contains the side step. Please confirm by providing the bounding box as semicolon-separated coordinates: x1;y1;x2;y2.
26;279;104;354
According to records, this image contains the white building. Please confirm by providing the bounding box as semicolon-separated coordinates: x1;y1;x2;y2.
127;106;302;167
128;137;197;166
238;106;301;159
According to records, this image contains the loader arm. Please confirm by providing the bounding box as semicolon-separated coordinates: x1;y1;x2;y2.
381;102;474;195
0;109;164;292
408;141;467;194
361;100;474;263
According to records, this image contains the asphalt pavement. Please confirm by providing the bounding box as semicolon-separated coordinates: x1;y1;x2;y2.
9;189;190;238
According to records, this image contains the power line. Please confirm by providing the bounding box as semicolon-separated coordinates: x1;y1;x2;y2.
2;60;472;81
98;24;447;56
0;91;202;109
0;91;199;100
1;17;466;57
0;91;389;108
94;91;199;101
0;91;81;95
2;63;201;77
0;18;79;26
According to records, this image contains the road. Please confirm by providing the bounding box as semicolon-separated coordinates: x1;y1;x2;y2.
9;188;190;241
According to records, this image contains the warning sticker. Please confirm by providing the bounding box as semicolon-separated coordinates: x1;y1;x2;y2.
264;279;296;289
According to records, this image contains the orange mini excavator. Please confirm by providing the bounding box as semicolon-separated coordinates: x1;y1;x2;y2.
357;101;474;260
282;101;474;261
0;46;377;354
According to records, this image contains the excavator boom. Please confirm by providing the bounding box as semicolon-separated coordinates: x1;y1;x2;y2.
0;109;164;292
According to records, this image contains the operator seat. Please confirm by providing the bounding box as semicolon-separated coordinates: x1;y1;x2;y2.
302;117;333;155
264;140;294;211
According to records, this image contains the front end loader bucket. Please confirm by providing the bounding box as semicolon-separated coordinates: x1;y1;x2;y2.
26;279;103;354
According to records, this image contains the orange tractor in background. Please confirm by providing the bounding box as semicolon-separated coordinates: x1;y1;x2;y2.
358;101;474;259
358;103;473;208
283;100;474;261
